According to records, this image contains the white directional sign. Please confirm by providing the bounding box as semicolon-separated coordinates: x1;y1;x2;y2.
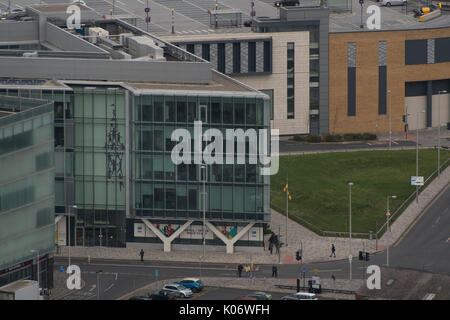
411;176;424;186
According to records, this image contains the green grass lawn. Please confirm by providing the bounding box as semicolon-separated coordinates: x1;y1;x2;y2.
271;149;450;235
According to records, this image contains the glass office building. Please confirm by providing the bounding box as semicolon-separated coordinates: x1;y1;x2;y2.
132;94;270;222
0;95;55;289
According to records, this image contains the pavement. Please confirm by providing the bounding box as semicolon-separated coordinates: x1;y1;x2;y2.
54;165;449;266
279;126;450;155
116;276;362;300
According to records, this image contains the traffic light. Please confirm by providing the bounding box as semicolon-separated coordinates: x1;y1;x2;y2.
359;251;364;261
365;252;370;261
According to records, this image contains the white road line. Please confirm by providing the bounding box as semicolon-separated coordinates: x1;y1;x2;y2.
115;272;118;280
117;0;125;5
137;0;144;4
104;283;115;292
89;285;96;292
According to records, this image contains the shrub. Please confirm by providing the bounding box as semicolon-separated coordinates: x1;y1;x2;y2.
325;134;343;142
362;132;377;140
343;133;363;141
306;135;322;143
292;135;307;142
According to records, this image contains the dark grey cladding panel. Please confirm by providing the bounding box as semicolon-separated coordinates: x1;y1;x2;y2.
0;21;39;42
405;39;427;65
347;67;356;116
0;57;212;83
435;37;450;63
378;66;387;115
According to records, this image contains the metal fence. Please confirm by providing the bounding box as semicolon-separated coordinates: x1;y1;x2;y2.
271;157;450;240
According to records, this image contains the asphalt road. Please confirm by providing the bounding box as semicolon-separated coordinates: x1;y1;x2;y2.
279;139;416;153
54;184;449;299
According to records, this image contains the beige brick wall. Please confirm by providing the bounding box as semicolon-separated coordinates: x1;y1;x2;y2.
161;32;310;136
329;28;450;134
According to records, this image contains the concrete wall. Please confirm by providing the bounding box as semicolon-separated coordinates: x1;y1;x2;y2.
0;57;211;84
234;32;310;136
406;94;450;130
0;21;39;44
45;22;107;53
329;27;450;134
161;32;311;136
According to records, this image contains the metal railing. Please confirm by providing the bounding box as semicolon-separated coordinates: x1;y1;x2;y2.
375;157;450;239
271;157;450;240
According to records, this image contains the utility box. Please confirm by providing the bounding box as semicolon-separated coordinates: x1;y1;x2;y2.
0;280;41;300
88;27;109;44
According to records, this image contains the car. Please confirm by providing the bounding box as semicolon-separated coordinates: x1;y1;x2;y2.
150;290;178;300
246;292;272;300
281;295;301;300
294;292;318;300
128;295;152;300
6;8;26;19
274;0;300;7
71;0;86;5
380;0;407;6
173;278;204;293
162;284;193;298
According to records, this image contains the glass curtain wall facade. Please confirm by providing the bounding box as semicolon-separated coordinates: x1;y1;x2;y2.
132;94;271;227
0;95;54;288
73;86;126;247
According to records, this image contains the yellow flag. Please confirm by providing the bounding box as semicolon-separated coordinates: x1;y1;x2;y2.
289;195;292;201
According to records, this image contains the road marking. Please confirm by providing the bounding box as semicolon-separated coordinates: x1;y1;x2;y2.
85;263;240;272
137;0;144;4
104;283;115;292
115;272;118;280
117;1;126;5
89;285;96;292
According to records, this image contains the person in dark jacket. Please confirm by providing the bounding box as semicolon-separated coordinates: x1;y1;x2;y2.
272;265;278;278
140;249;145;262
237;264;243;277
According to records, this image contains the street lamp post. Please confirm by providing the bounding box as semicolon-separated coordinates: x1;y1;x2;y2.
96;270;102;300
438;90;447;176
348;182;353;280
201;165;206;259
68;205;77;268
30;250;39;290
386;195;396;267
387;89;392;149
416;110;425;203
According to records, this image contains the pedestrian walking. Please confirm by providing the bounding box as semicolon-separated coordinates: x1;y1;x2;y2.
140;249;145;262
237;264;243;277
269;241;273;255
330;244;336;258
272;265;278;278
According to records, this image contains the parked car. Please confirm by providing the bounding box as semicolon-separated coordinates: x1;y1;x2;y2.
7;8;26;19
274;0;300;7
246;292;272;300
380;0;407;6
173;278;204;293
150;290;178;300
162;284;193;298
71;0;86;5
128;295;152;300
294;292;318;300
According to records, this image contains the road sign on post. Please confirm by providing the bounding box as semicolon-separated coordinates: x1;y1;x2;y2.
411;176;424;186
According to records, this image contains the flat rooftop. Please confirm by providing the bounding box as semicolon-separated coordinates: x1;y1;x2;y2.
330;0;450;32
127;70;255;93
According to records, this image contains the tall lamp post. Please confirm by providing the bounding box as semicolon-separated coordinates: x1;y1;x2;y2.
201;165;207;259
68;205;77;267
387;89;392;149
30;250;39;290
348;182;353;280
386;195;396;267
437;90;447;176
415;110;425;203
